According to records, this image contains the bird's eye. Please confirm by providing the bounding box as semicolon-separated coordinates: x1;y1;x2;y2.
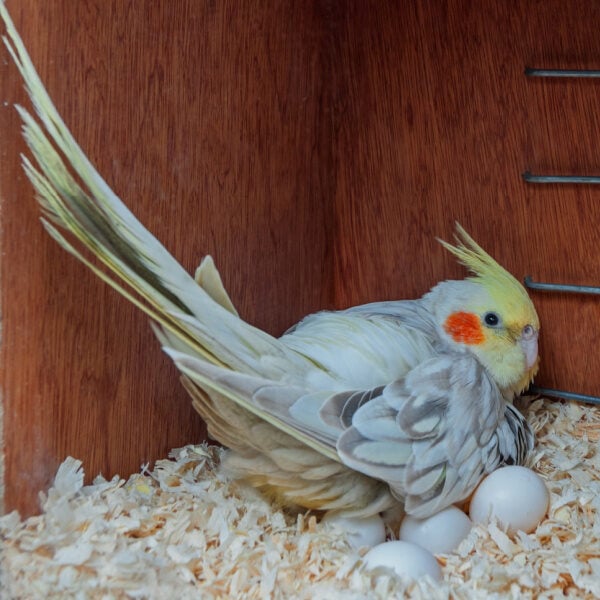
483;312;500;327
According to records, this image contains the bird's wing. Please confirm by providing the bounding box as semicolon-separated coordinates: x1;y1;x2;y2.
327;353;514;517
166;343;532;518
164;348;342;460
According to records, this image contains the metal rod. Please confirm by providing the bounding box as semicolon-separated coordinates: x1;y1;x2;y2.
529;385;600;405
522;171;600;184
525;278;600;405
525;68;600;78
524;276;600;295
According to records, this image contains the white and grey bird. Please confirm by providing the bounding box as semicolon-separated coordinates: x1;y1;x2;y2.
1;4;538;522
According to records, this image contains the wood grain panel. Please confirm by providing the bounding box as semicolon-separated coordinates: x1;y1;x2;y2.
0;0;333;516
3;0;600;517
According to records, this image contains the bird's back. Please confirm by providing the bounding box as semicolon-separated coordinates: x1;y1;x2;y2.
280;300;438;391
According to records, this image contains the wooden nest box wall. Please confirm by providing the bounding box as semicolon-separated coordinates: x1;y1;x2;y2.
1;0;600;517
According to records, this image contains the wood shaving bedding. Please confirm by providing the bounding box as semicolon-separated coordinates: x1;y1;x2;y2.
1;397;599;599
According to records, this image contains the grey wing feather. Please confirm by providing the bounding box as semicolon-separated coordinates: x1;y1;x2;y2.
495;402;535;466
318;387;387;429
328;354;528;517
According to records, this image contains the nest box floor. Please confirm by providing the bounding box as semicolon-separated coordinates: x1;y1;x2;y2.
1;398;600;598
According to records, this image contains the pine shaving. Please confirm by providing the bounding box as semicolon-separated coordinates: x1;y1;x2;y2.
2;397;600;598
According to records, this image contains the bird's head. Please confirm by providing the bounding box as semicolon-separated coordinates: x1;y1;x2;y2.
424;224;539;396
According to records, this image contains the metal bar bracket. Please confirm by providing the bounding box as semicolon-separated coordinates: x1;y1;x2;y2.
525;276;600;404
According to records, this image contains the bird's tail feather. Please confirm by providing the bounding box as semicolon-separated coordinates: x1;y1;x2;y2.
0;3;328;462
1;3;305;379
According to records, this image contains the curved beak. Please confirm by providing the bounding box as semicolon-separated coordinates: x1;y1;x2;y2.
519;327;539;371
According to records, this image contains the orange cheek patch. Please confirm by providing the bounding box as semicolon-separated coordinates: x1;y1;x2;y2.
443;311;485;345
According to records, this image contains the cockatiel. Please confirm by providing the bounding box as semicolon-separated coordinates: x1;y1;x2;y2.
1;5;539;521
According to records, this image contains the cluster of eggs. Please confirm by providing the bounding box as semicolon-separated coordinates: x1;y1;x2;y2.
322;466;549;581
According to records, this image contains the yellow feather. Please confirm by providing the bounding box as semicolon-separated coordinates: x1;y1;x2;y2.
438;223;539;331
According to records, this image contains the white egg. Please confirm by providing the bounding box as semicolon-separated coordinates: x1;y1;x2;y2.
362;540;442;581
469;466;549;534
320;513;386;549
399;506;472;554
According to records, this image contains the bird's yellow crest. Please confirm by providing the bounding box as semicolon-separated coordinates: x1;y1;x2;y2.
438;223;539;330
